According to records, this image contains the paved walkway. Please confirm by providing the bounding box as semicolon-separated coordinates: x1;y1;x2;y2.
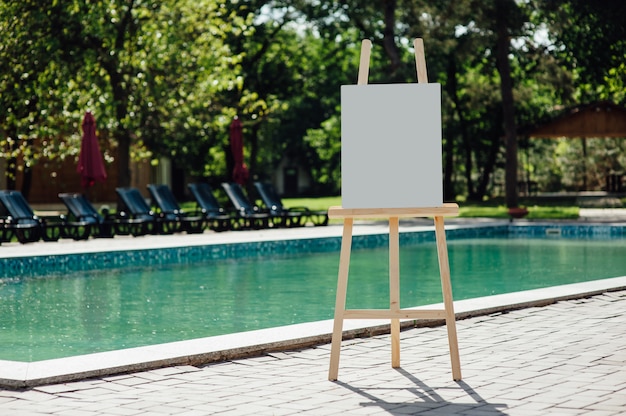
1;289;624;415
579;208;626;222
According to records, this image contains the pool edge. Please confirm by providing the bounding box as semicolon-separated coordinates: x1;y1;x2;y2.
2;275;625;390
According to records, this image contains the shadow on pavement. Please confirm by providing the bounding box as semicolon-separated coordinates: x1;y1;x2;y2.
334;368;508;415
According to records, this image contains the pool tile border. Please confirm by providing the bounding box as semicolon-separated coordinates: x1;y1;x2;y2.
2;223;624;278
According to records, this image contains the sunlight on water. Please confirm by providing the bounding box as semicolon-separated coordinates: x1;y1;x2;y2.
1;237;625;361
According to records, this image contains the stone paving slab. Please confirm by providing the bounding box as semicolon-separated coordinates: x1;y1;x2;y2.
1;290;625;415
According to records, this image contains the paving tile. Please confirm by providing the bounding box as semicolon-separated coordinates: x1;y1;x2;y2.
97;406;144;416
175;410;220;416
9;390;56;402
117;400;160;411
0;396;18;405
108;377;152;387
51;410;101;416
66;401;128;413
178;402;231;414
139;404;196;415
34;383;89;394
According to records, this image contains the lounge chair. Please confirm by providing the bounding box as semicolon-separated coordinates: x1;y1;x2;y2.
251;182;305;227
115;187;175;235
220;182;271;229
147;184;206;234
58;193;116;238
0;190;64;243
187;183;233;232
253;182;328;226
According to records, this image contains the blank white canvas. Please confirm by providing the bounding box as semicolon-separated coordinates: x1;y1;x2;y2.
341;83;443;209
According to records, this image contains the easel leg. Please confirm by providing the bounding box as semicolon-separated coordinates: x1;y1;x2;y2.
434;216;462;381
328;218;354;381
389;217;401;368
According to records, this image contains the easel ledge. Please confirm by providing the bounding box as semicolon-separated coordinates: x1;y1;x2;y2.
328;203;459;219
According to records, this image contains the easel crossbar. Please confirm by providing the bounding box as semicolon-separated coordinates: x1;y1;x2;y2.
343;309;447;319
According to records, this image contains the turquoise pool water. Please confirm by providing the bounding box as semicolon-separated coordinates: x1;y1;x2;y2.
1;234;626;362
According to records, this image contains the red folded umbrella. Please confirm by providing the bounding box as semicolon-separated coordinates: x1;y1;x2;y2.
77;111;107;188
230;117;249;185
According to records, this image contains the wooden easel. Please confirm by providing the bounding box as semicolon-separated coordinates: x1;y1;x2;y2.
328;39;462;381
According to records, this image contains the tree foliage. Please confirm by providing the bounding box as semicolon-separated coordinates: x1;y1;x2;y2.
1;0;624;198
1;0;250;187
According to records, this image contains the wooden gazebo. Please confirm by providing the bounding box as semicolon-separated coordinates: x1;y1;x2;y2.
521;101;626;191
525;101;626;138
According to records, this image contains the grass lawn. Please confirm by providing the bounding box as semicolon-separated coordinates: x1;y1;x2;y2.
458;205;578;219
169;193;621;221
282;196;580;220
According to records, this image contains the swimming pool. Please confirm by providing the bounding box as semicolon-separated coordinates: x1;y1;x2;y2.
1;223;625;362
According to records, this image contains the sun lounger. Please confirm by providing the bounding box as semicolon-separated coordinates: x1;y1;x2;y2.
187;183;233;232
220;182;271;230
253;182;328;226
115;187;175;235
58;193;116;238
0;190;65;243
251;182;305;227
147;184;205;234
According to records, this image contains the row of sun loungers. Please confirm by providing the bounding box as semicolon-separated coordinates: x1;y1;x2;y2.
0;182;328;244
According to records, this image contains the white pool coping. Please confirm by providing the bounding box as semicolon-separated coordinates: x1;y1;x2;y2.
0;219;509;258
2;275;625;389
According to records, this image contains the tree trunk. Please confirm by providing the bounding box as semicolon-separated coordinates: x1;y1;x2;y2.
117;132;132;188
105;64;132;188
102;10;135;189
382;0;402;76
446;57;475;200
475;133;500;198
444;57;462;201
6;128;17;190
496;1;518;208
443;133;455;201
21;166;32;200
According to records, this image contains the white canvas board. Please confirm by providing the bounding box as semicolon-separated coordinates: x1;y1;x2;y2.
341;83;443;208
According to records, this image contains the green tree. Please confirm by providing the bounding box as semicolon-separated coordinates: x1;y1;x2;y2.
494;0;525;208
538;0;626;103
224;1;363;194
0;1;83;193
288;1;515;202
1;0;247;190
520;0;626;194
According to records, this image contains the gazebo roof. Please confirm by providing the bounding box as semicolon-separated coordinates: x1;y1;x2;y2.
522;101;626;138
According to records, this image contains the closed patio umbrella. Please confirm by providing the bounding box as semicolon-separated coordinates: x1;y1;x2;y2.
230;116;249;185
77;111;107;188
